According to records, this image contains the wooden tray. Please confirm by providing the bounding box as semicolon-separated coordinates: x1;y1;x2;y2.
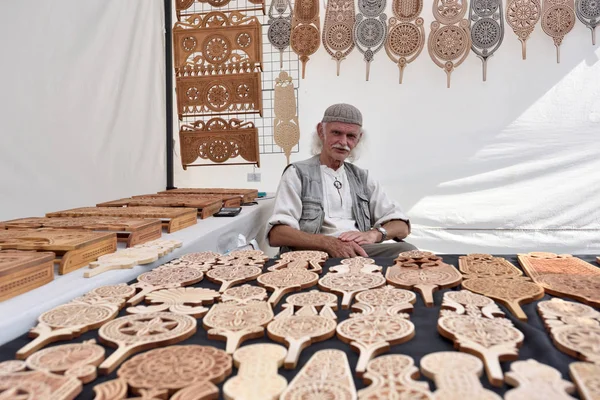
46;207;197;234
96;196;223;220
0;230;117;275
0;250;55;301
0;216;162;248
159;188;259;203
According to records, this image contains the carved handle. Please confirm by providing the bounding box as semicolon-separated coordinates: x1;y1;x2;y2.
16;325;78;359
98;344;134;375
283;336;311;369
352;340;390;377
414;284;438;307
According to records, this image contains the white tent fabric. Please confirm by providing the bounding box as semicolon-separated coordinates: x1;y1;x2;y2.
0;1;166;221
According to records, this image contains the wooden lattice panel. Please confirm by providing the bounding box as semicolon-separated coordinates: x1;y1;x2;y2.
159;188;258;203
322;0;356;75
46;207;197;234
291;0;321;78
97;197;222;220
506;0;541;58
180;118;260;168
273;71;300;165
0;250;54;302
541;0;575;62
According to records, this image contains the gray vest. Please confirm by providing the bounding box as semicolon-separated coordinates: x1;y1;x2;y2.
281;155;373;252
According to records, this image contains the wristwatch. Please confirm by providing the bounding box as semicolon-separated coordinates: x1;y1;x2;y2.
375;226;387;243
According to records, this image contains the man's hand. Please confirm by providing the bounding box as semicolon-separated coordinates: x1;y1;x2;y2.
338;230;381;246
324;236;368;258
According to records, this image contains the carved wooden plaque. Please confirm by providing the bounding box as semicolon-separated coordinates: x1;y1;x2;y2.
226;249;269;262
319;257;386;308
117;345;231;397
46;206;197;233
206;265;262;292
171;381;220;400
98;312;197;375
97;197;222;220
203;301;274;353
281;349;356;399
386;264;462;307
576;0;600;44
221;284;268;303
180;251;222;265
352;285;416;318
0;250;54;301
458;253;523;278
427;0;472;87
0;370;82;400
570;362;600;400
506;0;541;58
128;266;205;306
84;248;159;278
322;0;356;75
160;188;259;203
0;360;26;375
386;0;425;83
541;0;575;62
420;351;502;400
258;268;319;306
270;250;327;273
268;0;293;67
462;276;544;320
437;312;524;386
354;0;388;80
504;359;576;400
469;0;504;80
283;290;338;319
442;289;505;319
78;284;137;307
291;0;321;78
517;252;600;307
127;287;219;317
179;117;260;168
394;251;446;268
274;71;299;165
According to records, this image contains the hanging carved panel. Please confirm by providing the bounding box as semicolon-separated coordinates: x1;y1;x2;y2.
541;0;576;62
506;0;541;58
291;0;321;78
322;0;356;75
354;0;388;80
179;118;260;169
385;0;425;83
576;0;599;44
268;0;293;67
428;0;472;87
176;0;266;19
274;71;299;166
176;69;263;119
470;0;505;80
0;250;54;302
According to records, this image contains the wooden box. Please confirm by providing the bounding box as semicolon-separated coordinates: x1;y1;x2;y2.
159;188;258;203
96;196;226;219
0;250;55;301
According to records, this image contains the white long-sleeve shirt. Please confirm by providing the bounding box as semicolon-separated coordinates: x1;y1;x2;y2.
267;164;410;243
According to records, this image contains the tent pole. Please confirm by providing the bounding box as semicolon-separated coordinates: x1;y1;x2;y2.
165;0;175;190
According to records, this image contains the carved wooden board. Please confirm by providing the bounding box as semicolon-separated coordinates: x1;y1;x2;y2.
420;351;502;400
537;298;600;363
98;312;197;375
459;253;523;278
318;257;386;308
92;378;129;400
283;290;338;319
541;0;575;62
16;302;119;359
462;277;544;320
353;285;417;316
258;268;319;306
281;349;357;399
203;301;274;353
359;354;433;399
171;381;220;400
46;206;197;233
504;359;576;400
273;71;300;165
0;250;54;301
322;0;356;75
224;249;269;263
84;248;160;278
0;229;117;275
354;0;388;80
518;252;600;307
97;196;223;219
159;188;259;203
117;345;231;397
437;312;524;386
506;0;540;59
221;284;268;303
133;193;242;207
291;0;321;78
206;265;262;292
127;266;204;306
74;284;136;308
270;250;327;273
570;362;600;400
126;287;220;317
0;360;26;375
441;289;505;319
469;0;504;81
224;343;288;400
268;0;293;67
386;264;462;307
0;370;82;400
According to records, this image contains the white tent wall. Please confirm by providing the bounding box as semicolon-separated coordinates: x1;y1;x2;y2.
182;4;594;255
0;1;167;221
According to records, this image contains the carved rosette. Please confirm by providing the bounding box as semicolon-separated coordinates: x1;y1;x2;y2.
505;0;541;59
385;0;425;83
469;0;505;80
291;0;321;78
575;0;599;44
354;0;388;80
268;0;294;67
541;0;576;62
274;71;299;165
428;0;472;87
322;0;356;75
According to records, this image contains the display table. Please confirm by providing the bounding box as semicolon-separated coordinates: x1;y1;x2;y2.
0;254;597;399
0;197;275;346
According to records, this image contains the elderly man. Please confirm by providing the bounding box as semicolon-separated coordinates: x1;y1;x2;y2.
267;103;417;258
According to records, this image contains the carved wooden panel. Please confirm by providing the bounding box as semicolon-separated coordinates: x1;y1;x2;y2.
570;362;600;400
0;370;82;400
92;378;128;400
394;251;446;268
224;343;288;400
283;290;338;319
268;0;293;67
459;253;523;278
385;0;425;83
46;206;198;234
461;276;544;320
281;349;356;399
353;285;416;316
117;345;231;397
359;354;433;399
160;188;259;203
322;0;356;75
180;118;260;168
354;0;388;80
258;268;319;306
437;312;524;386
318;257;386;309
206;265;262;292
16;302;119;360
221;284;268;303
126;287;219;317
176;0;266;19
219;249;269;266
541;0;575;62
133;193;242;208
270;250;328;273
0;360;26;375
576;0;599;44
470;0;504;80
203;301;274;353
504;359;576;400
274;71;299;165
291;0;321;78
517;252;600;307
537;298;600;363
180;251;222;265
97;197;223;220
171;381;220;400
128;266;204;306
441;289;505;319
506;0;541;58
427;0;472;87
0;250;54;301
72;284;136;309
98;312;197;375
420;352;502;400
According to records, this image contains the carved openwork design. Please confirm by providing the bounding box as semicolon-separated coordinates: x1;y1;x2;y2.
274;71;299;165
506;0;541;58
176;0;266;19
179;118;260;168
386;0;425;83
354;0;388;80
575;0;599;44
291;0;321;78
469;0;504;80
322;0;356;75
541;0;575;62
268;0;293;66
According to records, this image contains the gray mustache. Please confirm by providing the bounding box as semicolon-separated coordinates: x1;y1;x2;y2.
333;145;351;151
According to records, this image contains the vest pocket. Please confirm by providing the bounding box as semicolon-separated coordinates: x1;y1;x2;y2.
299;200;323;234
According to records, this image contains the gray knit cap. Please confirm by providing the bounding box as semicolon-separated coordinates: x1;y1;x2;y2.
321;103;362;126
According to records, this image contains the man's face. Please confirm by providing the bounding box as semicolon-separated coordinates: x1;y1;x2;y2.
318;121;362;163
